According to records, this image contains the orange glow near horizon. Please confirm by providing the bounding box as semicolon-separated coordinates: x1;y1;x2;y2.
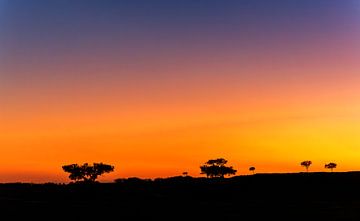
1;66;360;182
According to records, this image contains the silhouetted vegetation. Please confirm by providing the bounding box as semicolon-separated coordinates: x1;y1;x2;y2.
3;159;350;220
249;166;256;174
300;160;312;172
325;162;337;172
62;163;114;182
200;158;237;178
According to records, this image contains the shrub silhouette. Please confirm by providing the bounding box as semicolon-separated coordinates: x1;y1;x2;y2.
62;163;114;182
200;158;236;178
325;162;337;172
249;166;256;174
300;161;312;172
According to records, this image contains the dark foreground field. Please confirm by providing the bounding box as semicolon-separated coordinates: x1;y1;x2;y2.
2;172;360;220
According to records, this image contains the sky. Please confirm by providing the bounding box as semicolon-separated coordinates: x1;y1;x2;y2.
0;0;360;182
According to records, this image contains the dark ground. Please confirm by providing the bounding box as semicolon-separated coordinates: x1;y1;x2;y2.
1;172;360;220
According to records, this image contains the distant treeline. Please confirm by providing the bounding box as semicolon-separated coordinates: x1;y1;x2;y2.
62;158;338;183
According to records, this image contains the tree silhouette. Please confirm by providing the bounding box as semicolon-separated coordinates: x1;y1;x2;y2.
182;172;189;177
62;163;114;182
300;161;312;172
200;158;237;178
325;162;337;172
249;166;256;174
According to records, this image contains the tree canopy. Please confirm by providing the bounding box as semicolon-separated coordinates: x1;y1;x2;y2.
325;162;337;172
300;161;312;172
62;163;114;183
200;158;237;178
249;166;256;174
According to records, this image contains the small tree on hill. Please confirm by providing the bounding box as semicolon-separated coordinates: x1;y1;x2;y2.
325;162;337;172
300;161;312;172
249;166;256;174
62;163;114;183
200;158;237;178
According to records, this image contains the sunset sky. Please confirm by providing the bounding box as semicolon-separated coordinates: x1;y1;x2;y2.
1;0;360;182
